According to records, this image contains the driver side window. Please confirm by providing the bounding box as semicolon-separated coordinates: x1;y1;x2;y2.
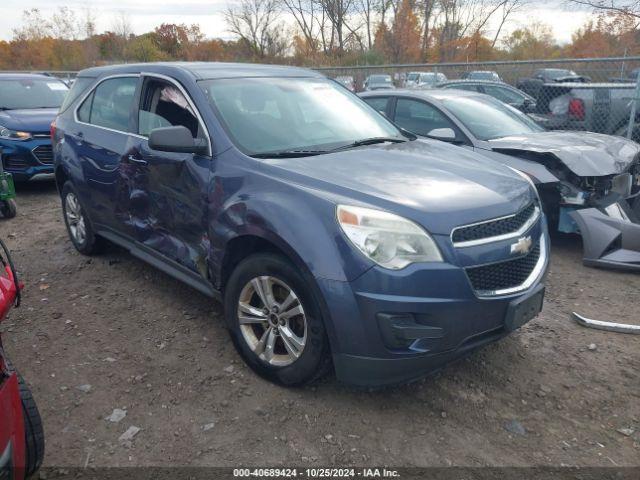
394;99;457;137
138;78;204;140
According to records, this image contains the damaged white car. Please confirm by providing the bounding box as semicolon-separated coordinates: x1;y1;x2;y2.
359;89;640;270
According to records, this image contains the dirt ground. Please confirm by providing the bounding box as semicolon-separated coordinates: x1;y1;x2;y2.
1;182;639;469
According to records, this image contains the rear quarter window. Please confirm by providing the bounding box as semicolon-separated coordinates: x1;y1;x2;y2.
60;77;95;112
76;77;138;132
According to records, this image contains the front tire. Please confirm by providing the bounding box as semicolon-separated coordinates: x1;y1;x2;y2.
224;253;330;386
61;181;103;255
0;199;17;219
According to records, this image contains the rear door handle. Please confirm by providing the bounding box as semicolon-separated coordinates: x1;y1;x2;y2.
128;155;148;165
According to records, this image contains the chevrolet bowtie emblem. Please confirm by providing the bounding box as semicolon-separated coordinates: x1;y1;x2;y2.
511;236;532;255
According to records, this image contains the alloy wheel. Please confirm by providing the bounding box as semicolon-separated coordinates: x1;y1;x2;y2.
65;192;86;245
237;276;307;367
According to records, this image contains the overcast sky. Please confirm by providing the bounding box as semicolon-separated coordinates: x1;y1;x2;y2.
0;0;593;45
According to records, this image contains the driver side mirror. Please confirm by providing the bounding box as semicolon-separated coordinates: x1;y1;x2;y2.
427;128;457;142
148;126;208;155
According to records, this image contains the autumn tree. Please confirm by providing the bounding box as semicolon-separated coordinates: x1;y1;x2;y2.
503;22;560;60
388;0;422;63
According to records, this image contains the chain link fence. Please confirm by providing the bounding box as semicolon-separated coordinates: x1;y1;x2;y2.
4;56;640;141
316;56;640;141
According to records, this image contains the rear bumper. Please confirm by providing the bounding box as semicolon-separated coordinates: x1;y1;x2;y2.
1;139;54;182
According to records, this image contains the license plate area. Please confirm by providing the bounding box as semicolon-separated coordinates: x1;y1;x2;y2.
505;285;545;331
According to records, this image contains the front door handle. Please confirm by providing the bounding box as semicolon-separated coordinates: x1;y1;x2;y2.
127;155;148;165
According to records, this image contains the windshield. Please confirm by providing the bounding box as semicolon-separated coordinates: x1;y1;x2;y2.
369;75;392;84
0;78;69;109
407;73;419;81
419;74;437;83
200;77;403;155
441;96;543;141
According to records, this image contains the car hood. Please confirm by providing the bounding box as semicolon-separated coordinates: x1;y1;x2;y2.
263;140;533;235
487;131;640;177
0;108;58;133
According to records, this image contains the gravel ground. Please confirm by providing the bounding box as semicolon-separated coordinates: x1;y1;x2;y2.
1;182;639;468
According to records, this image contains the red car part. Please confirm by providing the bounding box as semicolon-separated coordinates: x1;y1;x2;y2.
0;372;26;479
1;238;26;479
0;265;20;321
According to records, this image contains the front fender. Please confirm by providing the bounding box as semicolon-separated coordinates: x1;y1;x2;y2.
210;188;374;284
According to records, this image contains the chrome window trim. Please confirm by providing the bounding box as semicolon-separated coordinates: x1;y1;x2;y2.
140;71;213;157
471;233;547;298
73;73;141;137
452;205;540;248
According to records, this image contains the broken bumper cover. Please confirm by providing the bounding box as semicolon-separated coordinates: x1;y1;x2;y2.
570;200;640;271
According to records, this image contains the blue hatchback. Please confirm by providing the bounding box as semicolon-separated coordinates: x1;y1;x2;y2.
52;63;549;386
0;74;69;182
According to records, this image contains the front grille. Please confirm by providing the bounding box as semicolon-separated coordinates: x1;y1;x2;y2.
452;203;537;245
32;144;53;165
3;156;28;170
466;241;541;294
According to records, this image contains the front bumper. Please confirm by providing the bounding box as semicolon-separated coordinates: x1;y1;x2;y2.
318;231;550;387
570;197;640;271
1;138;54;182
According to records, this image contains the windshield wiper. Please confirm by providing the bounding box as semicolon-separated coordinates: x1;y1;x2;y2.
329;137;407;152
252;150;328;159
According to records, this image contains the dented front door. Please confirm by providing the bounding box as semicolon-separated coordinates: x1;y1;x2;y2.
122;142;211;276
118;75;212;278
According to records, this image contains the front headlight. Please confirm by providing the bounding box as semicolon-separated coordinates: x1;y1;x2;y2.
337;205;443;270
0;125;32;141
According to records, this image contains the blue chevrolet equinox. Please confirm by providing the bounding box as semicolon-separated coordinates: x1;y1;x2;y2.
52;63;549;386
0;73;69;182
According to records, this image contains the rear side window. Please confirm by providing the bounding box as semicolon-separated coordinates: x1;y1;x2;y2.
394;98;456;137
77;77;138;132
60;77;94;112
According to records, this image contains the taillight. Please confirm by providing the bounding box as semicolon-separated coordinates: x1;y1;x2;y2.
50;119;57;142
568;99;585;121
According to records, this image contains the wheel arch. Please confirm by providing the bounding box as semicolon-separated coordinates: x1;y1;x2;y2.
218;231;341;359
219;232;314;293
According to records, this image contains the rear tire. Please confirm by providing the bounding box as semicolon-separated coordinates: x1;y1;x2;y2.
224;253;331;386
61;181;104;255
0;199;17;219
6;362;44;478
